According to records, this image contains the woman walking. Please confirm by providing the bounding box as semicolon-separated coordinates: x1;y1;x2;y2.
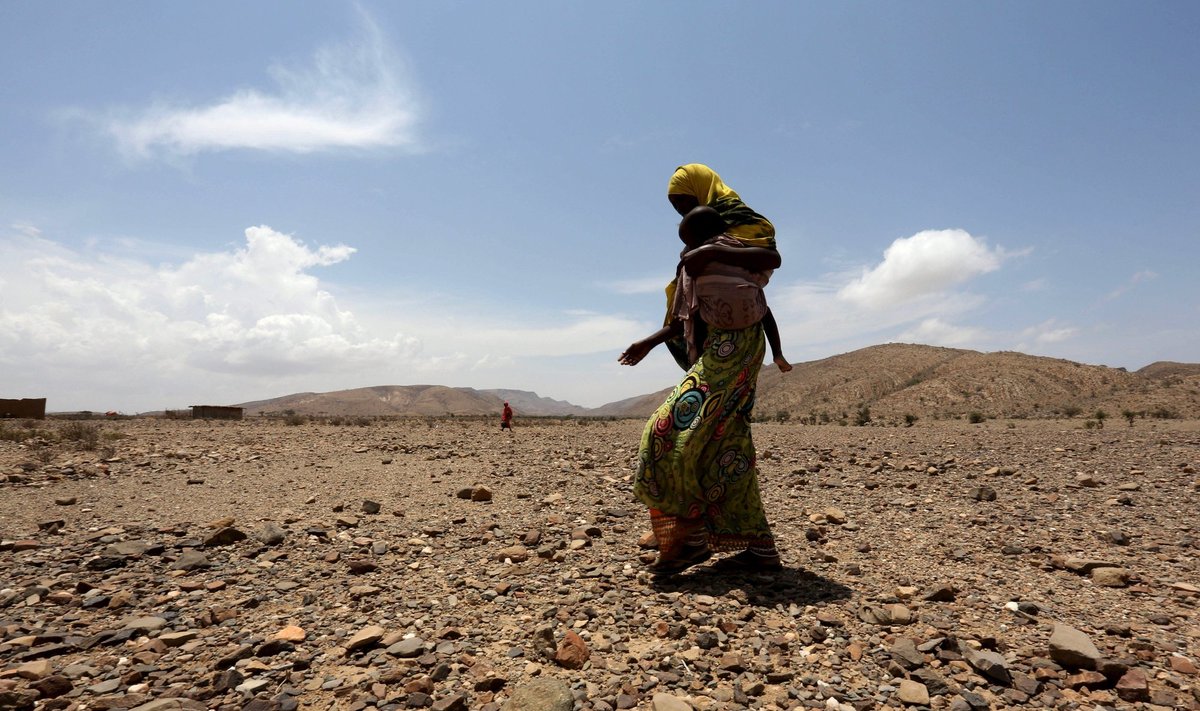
619;164;784;575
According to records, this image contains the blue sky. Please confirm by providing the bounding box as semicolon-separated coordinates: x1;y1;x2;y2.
2;2;1197;412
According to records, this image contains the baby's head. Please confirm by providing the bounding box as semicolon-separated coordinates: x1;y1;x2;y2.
678;206;727;249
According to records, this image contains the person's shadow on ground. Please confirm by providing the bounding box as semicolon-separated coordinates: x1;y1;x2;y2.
648;565;853;608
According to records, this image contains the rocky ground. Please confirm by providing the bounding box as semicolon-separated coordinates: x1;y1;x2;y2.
1;417;1198;711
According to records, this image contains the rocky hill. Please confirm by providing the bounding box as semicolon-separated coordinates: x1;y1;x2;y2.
235;345;1199;422
479;389;588;417
238;385;583;418
753;344;1200;424
587;388;673;418
604;344;1200;422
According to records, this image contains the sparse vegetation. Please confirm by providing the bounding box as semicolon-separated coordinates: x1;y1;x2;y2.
854;405;871;426
903;413;918;427
0;419;51;443
774;410;790;423
59;421;100;450
284;414;308;426
1122;409;1137;427
1062;405;1082;418
1093;409;1108;428
968;412;986;424
1083;419;1101;429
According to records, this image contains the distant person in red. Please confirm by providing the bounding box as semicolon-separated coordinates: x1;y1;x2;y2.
500;402;514;432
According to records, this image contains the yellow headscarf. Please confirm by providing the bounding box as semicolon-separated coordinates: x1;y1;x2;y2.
667;164;775;248
661;164;777;368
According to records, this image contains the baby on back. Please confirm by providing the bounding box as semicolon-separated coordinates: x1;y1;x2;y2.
675;206;791;371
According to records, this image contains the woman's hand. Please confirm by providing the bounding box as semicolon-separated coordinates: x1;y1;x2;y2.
619;339;654;366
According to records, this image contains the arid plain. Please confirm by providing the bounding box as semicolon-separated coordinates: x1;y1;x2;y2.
2;416;1198;711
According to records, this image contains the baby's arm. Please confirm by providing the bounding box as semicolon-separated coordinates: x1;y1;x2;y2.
619;319;683;366
762;308;792;372
682;243;781;277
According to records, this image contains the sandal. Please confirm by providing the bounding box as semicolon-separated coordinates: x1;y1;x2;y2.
647;543;712;576
711;549;783;573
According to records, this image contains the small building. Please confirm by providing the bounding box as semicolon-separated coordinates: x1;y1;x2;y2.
0;398;47;419
191;405;244;420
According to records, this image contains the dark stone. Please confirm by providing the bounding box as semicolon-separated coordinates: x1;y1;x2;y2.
213;644;256;670
30;675;74;698
85;556;126;571
0;691;36;711
430;694;468;711
213;669;244;692
204;527;247;547
1011;670;1040;696
962;647;1012;686
255;639;294;657
889;638;925;670
911;668;952;696
170;550;212;571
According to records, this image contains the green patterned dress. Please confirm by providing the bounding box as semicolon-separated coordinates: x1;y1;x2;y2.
634;323;776;553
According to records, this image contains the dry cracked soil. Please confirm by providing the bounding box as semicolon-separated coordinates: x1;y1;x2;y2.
1;417;1199;711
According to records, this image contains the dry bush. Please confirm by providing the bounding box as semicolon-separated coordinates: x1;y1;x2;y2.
59;421;100;450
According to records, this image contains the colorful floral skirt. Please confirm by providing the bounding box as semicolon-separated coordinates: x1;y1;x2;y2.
634;324;775;553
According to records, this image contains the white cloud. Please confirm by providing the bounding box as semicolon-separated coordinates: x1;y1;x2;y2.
1019;319;1078;346
1105;269;1157;301
770;278;986;354
0;225;416;379
838;229;1009;307
754;229;1027;360
897;318;987;347
0;224;651;411
97;14;422;157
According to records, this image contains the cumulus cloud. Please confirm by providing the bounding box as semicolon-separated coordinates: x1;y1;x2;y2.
0;225;425;412
97;14;422;157
838;229;1009;307
0;224;652;411
897;318;987;347
0;225;417;379
1019;319;1078;346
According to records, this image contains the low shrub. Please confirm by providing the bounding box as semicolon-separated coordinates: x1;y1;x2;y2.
59;421;100;450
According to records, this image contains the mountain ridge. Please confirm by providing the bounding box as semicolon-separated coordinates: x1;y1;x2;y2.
236;344;1200;421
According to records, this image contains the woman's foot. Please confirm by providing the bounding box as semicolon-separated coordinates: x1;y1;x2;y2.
712;548;783;573
647;542;712;576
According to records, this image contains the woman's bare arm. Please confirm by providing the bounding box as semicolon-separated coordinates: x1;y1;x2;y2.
619;320;683;366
